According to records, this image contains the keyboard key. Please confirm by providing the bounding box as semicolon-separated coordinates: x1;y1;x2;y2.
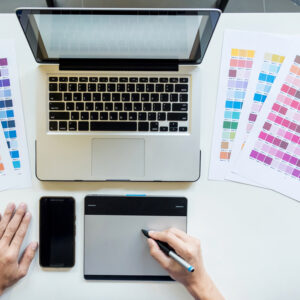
117;84;125;92
136;84;145;92
149;78;158;83
119;112;128;120
155;84;164;92
146;84;154;92
83;93;91;101
59;121;67;130
179;94;188;102
134;103;142;111
78;121;89;131
170;122;178;128
85;102;94;111
112;93;121;101
167;113;188;121
88;83;96;92
95;103;103;111
76;103;84;110
170;78;178;83
170;94;178;102
129;112;137;120
148;112;156;120
81;112;89;120
99;77;108;82
69;121;77;131
151;94;159;102
120;77;128;82
160;126;168;132
127;84;135;92
93;93;101;101
66;102;74;110
49;83;57;91
138;112;146;120
129;77;138;82
159;78;168;83
158;112;166;121
49;93;62;101
150;122;159;131
59;83;67;91
109;77;118;82
138;122;149;131
79;77;88;82
165;84;174;92
124;103;132;111
49;112;69;120
69;77;78;82
175;84;188;92
143;103;151;111
122;93;130;101
105;103;113;111
100;112;108;120
163;103;171;111
102;93;111;101
91;122;137;131
97;84;106;92
68;83;77;92
49;77;58;82
64;93;72;101
141;94;149;101
71;112;79;120
49;121;58;131
73;93;82;101
153;103;161;111
179;127;188;132
89;77;98;82
132;93;140;101
160;94;169;102
180;78;189;83
107;84;116;92
78;83;87;92
172;103;188;111
114;102;123;111
110;112;118;120
170;127;178;132
140;77;148;82
49;102;65;110
59;77;68;82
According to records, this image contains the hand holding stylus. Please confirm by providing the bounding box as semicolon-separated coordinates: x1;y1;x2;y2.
146;228;225;300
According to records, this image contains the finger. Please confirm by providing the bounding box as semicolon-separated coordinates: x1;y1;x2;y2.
147;238;172;270
165;228;190;242
17;242;38;279
149;230;189;258
0;203;16;239
10;212;31;254
2;203;27;245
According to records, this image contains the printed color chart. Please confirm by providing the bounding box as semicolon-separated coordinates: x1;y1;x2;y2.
0;57;20;170
249;55;300;180
220;48;255;160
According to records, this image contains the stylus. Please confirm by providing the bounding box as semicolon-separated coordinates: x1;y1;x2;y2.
141;229;195;273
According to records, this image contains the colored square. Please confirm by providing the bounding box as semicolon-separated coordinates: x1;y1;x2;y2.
223;121;231;129
4;90;11;97
9;130;17;138
264;53;272;60
281;84;289;93
239;49;247;57
229;70;237;77
231;49;239;57
250;150;259;159
264;156;272;165
266;134;274;143
296;125;300;134
230;132;236;139
0;163;4;171
272;103;280;112
233;101;243;109
249;113;257;122
245;60;253;68
247;50;255;58
235;81;244;88
292;169;300;178
269;146;277;156
6;110;14;118
232;112;240;119
0;58;8;66
262;143;270;153
257;153;266;162
273;138;281;146
264;85;271;93
290;156;298;165
228;80;235;88
276;150;284;159
220;152;230;160
279;56;285;63
266;75;275;83
295;91;300;100
224;111;232;119
282;153;291;162
291;135;299;144
285;165;294;175
279;141;288;150
275;116;283;125
222;132;230;139
221;142;229;149
277;128;286;137
225;101;233;109
230;59;238;67
282;119;290;128
284;96;292;106
279;106;287;115
12;161;21;169
284;131;293;141
231;122;238;130
263;122;272;131
259;131;267;140
271;54;279;62
291;100;299;109
258;73;267;81
295;55;300;64
287;87;297;97
10;151;19;159
238;60;245;67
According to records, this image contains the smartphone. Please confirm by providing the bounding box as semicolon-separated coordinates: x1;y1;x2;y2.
39;197;75;268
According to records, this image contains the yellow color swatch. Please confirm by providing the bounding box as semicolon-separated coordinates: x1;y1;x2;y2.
247;50;255;58
231;48;239;57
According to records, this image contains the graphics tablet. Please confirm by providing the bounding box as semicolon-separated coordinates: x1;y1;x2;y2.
84;195;187;280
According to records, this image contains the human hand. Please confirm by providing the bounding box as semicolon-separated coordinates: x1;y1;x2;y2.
147;228;225;300
0;203;38;295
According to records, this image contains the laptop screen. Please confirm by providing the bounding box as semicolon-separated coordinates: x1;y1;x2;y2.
16;9;220;64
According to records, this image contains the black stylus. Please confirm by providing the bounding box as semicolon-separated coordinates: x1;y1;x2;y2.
141;229;194;272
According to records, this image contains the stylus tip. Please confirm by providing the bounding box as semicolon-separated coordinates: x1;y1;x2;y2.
141;229;149;238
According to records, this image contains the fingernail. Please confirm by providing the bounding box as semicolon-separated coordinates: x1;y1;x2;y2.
148;230;155;236
25;212;31;219
19;203;27;211
7;203;15;211
31;242;38;250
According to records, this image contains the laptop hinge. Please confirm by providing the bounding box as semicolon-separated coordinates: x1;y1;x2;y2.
59;59;179;72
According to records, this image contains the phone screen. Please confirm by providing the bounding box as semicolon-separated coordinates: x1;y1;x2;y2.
39;197;75;267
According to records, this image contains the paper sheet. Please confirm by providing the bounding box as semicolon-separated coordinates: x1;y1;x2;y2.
0;39;31;190
226;35;297;185
234;47;300;201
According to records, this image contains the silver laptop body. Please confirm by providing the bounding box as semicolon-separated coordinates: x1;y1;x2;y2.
16;8;220;181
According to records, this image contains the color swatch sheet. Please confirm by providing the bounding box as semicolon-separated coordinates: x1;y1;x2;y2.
226;34;294;185
234;47;300;201
0;40;31;190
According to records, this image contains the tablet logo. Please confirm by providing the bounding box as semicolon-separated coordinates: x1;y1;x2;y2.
175;205;185;208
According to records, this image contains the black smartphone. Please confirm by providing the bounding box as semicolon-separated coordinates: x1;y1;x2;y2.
39;197;75;268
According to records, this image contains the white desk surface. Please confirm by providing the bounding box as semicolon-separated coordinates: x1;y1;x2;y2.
0;12;300;300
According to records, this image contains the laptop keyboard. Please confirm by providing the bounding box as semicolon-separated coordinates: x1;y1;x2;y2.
48;75;190;132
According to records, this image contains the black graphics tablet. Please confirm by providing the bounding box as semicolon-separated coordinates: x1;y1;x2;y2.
84;195;187;281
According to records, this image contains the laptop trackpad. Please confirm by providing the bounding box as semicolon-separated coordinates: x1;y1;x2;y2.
91;138;145;179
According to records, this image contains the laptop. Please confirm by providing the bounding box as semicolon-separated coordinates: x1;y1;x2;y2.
16;8;220;181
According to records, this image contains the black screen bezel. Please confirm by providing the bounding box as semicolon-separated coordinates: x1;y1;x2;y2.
39;197;75;268
84;195;187;281
16;8;220;65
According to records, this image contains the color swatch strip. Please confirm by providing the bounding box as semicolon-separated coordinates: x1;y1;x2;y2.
249;55;300;180
220;48;255;160
0;57;20;170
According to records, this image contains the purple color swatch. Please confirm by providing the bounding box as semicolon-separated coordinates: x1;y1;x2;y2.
0;58;7;66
